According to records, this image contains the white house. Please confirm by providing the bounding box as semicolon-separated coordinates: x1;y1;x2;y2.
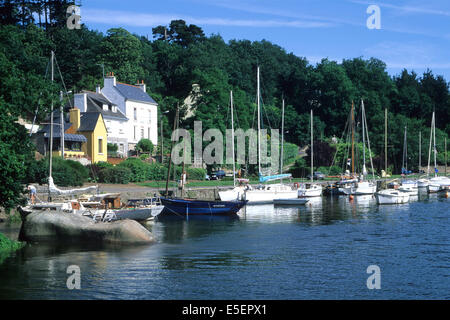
101;73;159;152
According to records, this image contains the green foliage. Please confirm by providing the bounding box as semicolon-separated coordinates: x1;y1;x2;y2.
107;143;118;152
51;157;89;187
0;16;449;178
98;166;132;184
289;157;309;178
117;158;149;182
136;138;154;154
186;167;207;180
0;232;24;265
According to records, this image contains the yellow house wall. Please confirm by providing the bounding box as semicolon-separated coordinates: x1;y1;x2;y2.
78;114;108;163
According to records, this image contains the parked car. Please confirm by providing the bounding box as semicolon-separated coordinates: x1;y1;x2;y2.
306;172;326;180
210;170;226;180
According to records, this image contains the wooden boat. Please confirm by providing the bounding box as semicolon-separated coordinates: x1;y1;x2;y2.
159;197;247;216
375;189;410;204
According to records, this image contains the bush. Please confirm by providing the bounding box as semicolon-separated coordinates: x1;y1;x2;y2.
52;157;89;187
136;138;154;154
27;157;89;187
186;167;206;180
117;158;149;182
328;165;341;176
98;166;132;184
87;161;113;181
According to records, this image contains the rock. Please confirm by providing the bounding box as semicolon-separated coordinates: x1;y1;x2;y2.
19;210;155;244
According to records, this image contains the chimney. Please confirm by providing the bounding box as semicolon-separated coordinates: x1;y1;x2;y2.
104;72;116;88
74;92;87;112
69;108;81;131
96;84;101;94
136;79;146;92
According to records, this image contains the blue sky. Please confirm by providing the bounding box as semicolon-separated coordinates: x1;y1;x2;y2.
80;0;450;80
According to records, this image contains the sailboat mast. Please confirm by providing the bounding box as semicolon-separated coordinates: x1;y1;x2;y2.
48;50;54;201
362;100;366;175
427;113;433;177
165;105;179;196
351;101;355;175
231;90;236;187
433;111;437;176
60;91;64;159
419;131;421;173
280;98;285;174
257;66;261;175
385;108;387;174
311;109;313;183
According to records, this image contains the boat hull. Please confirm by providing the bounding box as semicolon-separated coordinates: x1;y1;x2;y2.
160;197;247;216
376;190;410;204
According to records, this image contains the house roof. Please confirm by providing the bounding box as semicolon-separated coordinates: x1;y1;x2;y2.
115;82;157;104
78;112;103;132
65;92;128;120
38;123;87;142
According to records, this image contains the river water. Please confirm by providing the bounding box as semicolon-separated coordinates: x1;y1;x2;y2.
0;192;448;300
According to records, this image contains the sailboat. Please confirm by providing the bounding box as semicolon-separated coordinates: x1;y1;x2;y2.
219;67;297;203
398;126;418;195
218;90;249;201
426;111;450;193
160;105;247;217
340;99;376;195
297;109;322;197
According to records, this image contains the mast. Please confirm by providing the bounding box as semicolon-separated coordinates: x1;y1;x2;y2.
445;137;447;175
351;101;355;176
418;131;421;173
362;100;367;176
433;111;437;177
60;91;64;159
257;66;261;175
402;126;407;174
165;105;179;196
280;98;285;174
311;109;313;183
385;108;387;175
231;90;236;187
48;50;54;201
427;113;433;177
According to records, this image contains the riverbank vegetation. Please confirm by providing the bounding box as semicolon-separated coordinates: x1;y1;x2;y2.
0;233;24;264
0;1;448;212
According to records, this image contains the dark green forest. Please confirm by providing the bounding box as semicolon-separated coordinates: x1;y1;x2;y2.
0;0;449;210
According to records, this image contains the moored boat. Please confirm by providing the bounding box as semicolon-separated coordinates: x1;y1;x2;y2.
159;197;247;216
376;189;410;204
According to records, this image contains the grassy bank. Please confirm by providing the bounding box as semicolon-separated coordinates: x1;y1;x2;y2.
0;233;24;264
137;177;339;189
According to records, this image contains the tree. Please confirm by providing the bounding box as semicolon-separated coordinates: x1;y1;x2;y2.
152;19;205;47
0;97;35;212
101;28;144;84
136;138;154;154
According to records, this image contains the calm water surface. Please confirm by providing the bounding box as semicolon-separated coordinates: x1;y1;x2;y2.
0;192;448;299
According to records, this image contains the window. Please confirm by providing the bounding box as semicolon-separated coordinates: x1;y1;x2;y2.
119;144;124;154
134;126;137;140
148;127;151;139
141;128;144;139
134;108;137;120
98;138;103;154
148;110;151;123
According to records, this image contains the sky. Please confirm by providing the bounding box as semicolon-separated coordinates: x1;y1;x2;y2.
79;0;450;80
